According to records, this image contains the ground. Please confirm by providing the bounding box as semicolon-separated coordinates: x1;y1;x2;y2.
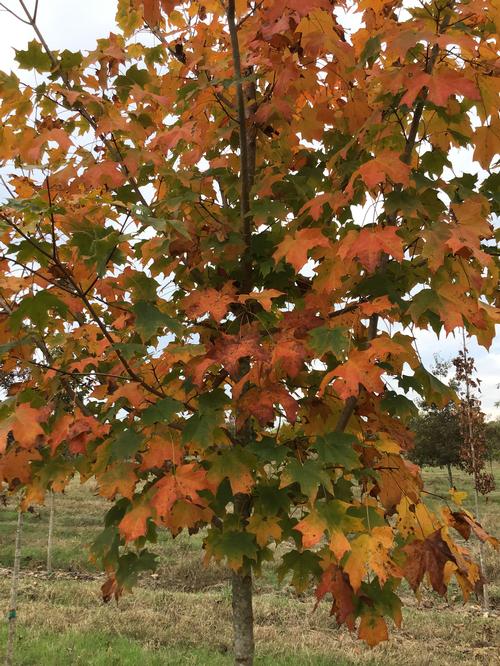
0;466;499;665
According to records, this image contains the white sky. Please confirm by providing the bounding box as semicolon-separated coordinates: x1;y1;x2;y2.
0;0;498;417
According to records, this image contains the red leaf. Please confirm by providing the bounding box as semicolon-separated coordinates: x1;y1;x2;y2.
315;565;356;631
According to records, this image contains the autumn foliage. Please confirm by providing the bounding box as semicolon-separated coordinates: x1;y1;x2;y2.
0;0;499;652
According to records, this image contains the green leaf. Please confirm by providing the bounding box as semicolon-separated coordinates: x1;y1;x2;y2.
206;446;256;493
110;429;144;462
281;459;332;500
141;397;183;425
413;365;456;408
308;326;348;357
314;433;361;470
360;35;381;66
115;65;151;102
132;301;181;340
277;550;322;593
9;291;68;332
182;413;216;448
116;549;157;589
204;529;258;570
58;49;83;71
253;484;290;516
246;436;288;465
318;500;365;533
15;40;52;72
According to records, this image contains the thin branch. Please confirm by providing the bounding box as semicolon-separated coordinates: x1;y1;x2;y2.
227;0;252;292
0;1;30;24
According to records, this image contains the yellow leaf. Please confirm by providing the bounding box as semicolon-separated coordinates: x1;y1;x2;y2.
449;487;467;506
247;514;282;548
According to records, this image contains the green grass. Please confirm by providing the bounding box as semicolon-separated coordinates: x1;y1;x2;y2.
1;466;499;665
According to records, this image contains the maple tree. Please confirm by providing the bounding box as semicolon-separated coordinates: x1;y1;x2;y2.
0;0;499;663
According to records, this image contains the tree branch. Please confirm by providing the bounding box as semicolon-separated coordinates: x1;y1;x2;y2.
227;0;253;293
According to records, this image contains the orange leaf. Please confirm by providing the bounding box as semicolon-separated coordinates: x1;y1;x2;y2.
151;463;208;519
273;228;331;271
338;226;403;273
12;404;45;448
119;500;152;541
182;287;236;322
358;610;388;647
238;289;284;312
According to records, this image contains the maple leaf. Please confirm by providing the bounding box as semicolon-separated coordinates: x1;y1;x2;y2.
427;69;480;106
273;228;331;271
238;385;298;426
139;434;183;471
344;527;400;592
11;403;45;448
247;514;282;547
204;529;258;571
212;331;265;377
294;500;364;549
206;446;256;495
375;453;422;511
315;565;356;631
443;509;499;549
137;0;161;25
280;459;332;503
182;287;235;322
119;500;152;542
238;289;284;312
337;226;404;273
358;610;388;647
271;336;307;378
356;152;411;190
403;529;462;595
319;350;385;399
151;463;208;520
162;500;213;536
82;162;126;188
0;448;42;485
26;128;72;162
99;462;137;500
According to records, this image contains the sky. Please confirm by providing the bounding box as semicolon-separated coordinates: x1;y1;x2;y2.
0;0;498;417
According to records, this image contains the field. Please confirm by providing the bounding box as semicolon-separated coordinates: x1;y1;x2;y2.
1;466;499;665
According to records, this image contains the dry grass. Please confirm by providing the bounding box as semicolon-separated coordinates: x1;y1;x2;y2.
0;465;499;665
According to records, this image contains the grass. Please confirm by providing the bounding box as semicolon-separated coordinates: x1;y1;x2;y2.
0;466;499;665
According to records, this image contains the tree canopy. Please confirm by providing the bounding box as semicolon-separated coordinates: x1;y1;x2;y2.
0;0;499;658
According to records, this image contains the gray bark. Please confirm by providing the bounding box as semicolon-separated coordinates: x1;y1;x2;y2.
231;569;254;666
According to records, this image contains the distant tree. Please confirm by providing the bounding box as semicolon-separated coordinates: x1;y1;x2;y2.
409;402;463;487
485;419;500;464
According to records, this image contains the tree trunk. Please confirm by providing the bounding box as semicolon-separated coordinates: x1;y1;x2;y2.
446;464;454;487
47;490;55;576
232;569;254;666
5;507;23;666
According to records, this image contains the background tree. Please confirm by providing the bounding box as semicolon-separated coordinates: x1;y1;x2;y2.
410;402;463;486
0;1;499;663
485;419;500;466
